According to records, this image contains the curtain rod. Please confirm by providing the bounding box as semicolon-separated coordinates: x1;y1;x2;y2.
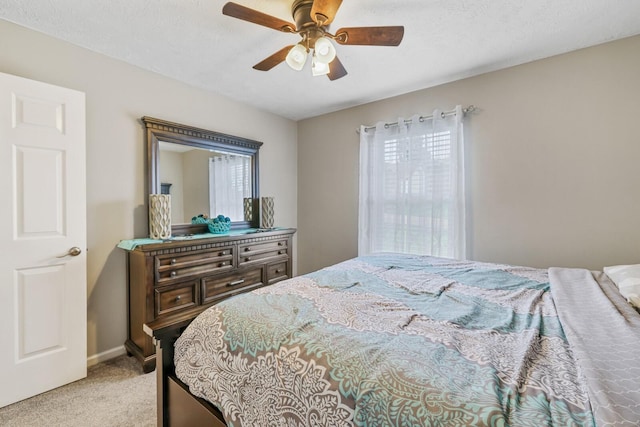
359;105;477;134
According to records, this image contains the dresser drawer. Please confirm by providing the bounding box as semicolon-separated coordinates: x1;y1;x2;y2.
267;260;289;285
201;267;265;305
155;247;234;285
155;281;199;316
238;239;288;265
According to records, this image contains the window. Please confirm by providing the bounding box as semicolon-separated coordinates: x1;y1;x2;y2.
209;153;251;221
359;108;466;259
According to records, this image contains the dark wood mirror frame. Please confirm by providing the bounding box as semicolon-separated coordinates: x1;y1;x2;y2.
142;116;262;236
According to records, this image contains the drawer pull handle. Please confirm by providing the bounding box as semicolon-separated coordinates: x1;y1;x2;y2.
171;259;177;265
278;250;284;255
244;247;251;252
175;295;182;302
170;271;177;277
275;269;282;274
228;279;245;287
278;242;284;246
218;262;226;267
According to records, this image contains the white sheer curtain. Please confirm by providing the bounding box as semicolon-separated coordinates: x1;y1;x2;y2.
358;105;466;258
209;153;251;221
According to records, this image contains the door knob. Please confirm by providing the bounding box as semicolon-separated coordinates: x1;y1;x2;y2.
57;247;82;258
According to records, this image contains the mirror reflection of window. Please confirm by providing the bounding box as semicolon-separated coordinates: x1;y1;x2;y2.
209;153;251;221
159;141;252;225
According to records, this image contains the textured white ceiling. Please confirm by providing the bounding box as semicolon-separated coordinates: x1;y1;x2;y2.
2;0;639;120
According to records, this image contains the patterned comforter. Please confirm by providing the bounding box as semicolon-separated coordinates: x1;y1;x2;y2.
174;254;640;426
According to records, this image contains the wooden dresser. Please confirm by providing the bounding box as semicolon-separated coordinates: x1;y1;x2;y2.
121;228;296;372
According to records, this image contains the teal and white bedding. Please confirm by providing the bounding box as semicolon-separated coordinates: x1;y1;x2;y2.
174;254;640;426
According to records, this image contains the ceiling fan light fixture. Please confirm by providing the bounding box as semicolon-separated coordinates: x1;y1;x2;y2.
285;43;308;71
311;55;330;76
313;36;336;64
222;1;404;81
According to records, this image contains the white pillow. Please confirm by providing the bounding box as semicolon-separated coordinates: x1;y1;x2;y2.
603;264;640;309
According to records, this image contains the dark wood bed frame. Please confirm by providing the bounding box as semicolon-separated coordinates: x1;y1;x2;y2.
144;307;228;427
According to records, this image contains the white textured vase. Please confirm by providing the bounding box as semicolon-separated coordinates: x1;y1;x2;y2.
261;196;274;229
149;194;171;239
243;198;253;223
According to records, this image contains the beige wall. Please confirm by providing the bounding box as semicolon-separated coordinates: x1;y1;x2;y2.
4;15;639;360
298;35;640;274
0;20;298;361
182;149;211;220
159;150;185;223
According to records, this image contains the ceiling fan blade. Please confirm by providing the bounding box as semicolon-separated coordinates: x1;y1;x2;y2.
253;45;295;71
223;2;296;33
334;26;404;46
327;56;348;81
310;0;343;26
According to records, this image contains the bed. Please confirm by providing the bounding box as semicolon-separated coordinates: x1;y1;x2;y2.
145;253;640;426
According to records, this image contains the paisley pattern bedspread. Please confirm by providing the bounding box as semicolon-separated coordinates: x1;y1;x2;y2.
174;254;639;426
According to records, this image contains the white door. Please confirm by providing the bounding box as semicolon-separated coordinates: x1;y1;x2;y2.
0;72;86;407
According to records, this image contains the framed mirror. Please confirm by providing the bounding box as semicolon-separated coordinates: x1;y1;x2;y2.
142;116;262;236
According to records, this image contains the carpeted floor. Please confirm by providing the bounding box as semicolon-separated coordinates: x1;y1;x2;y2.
0;355;156;427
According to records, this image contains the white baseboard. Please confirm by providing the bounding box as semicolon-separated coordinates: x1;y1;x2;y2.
87;345;127;367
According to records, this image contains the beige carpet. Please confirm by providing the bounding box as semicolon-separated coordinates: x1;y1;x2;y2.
0;355;156;427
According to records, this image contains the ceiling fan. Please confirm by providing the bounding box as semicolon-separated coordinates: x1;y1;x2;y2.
222;0;404;81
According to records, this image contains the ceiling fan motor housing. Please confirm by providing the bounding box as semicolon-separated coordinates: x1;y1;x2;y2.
292;0;331;50
292;0;318;30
